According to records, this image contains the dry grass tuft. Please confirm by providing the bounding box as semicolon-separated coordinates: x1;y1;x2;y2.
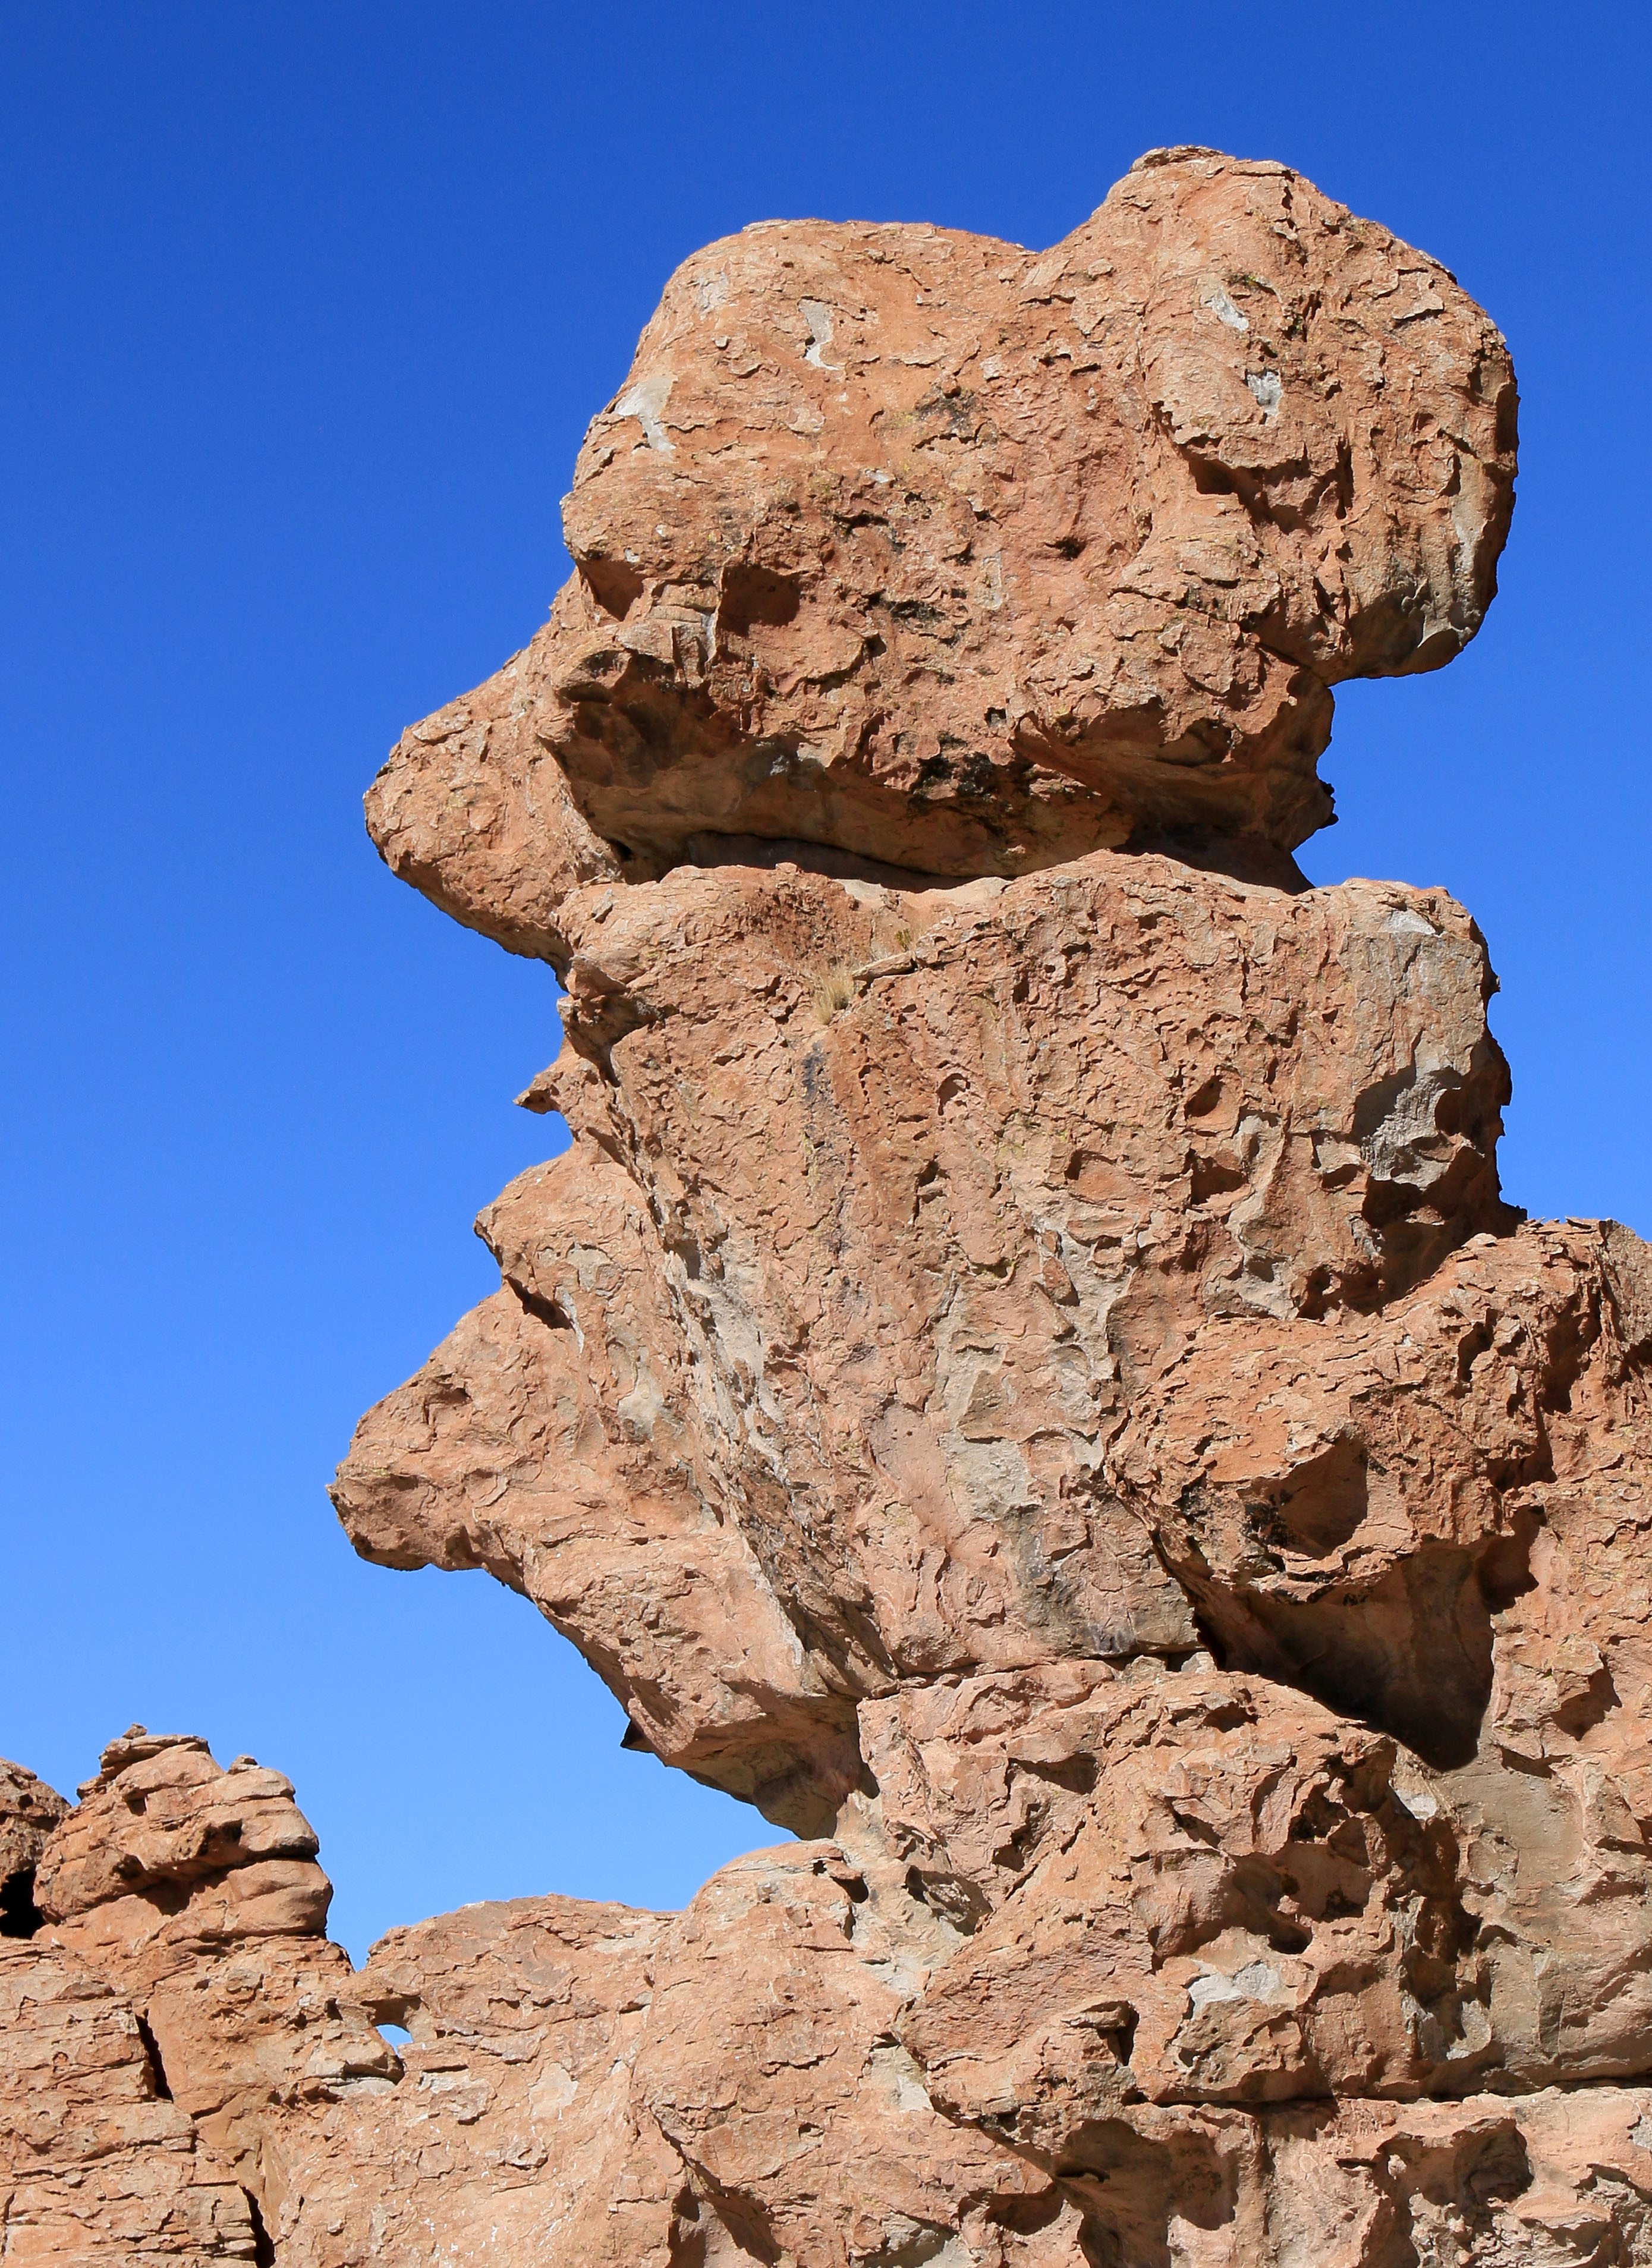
813;962;857;1024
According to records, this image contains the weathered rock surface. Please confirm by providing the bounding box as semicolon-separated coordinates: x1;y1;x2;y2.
19;153;1652;2262
333;852;1521;1832
318;817;1652;2250
0;1757;67;1937
11;1732;1652;2262
0;1929;260;2260
364;147;1516;961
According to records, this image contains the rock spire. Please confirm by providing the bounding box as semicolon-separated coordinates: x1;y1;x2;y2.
9;150;1652;2264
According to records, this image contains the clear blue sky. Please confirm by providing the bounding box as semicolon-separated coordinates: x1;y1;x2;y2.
4;2;1648;1961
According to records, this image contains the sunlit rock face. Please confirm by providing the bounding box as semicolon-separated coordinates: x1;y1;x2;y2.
17;152;1652;2265
364;146;1516;962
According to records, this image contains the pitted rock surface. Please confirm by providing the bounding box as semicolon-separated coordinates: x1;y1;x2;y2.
364;147;1516;961
14;155;1652;2264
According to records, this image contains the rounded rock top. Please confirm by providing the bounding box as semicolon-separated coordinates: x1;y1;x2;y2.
366;149;1516;964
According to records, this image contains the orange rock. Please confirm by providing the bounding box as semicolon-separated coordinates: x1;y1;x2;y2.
363;149;1515;963
0;1756;67;1939
27;150;1652;2263
334;850;1519;1826
0;1933;259;2260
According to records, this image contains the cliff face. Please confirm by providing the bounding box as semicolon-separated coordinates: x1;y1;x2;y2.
8;149;1652;2265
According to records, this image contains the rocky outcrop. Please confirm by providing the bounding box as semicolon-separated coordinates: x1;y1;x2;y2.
0;1930;260;2260
0;1757;67;1938
12;149;1652;2262
11;1727;1652;2263
364;147;1516;960
332;854;1521;1833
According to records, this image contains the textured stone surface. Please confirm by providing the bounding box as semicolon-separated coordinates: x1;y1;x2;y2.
320;814;1652;2250
333;850;1520;1830
363;147;1516;962
0;1755;68;1937
0;1932;259;2260
11;1744;1652;2262
21;152;1652;2262
32;1728;398;2238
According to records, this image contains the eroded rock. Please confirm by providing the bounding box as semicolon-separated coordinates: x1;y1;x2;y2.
0;1755;68;1939
27;150;1652;2263
0;1934;259;2261
333;851;1521;1833
364;148;1516;962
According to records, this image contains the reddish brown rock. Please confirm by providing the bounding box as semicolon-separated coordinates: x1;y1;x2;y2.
13;1734;1652;2264
364;148;1516;962
33;1728;397;2236
31;153;1652;2264
318;800;1652;2256
333;850;1518;1827
0;1933;260;2260
0;1755;68;1937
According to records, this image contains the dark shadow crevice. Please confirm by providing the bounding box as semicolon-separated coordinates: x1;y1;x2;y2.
0;1867;42;1939
135;2010;172;2100
1160;1519;1538;1771
244;2190;276;2267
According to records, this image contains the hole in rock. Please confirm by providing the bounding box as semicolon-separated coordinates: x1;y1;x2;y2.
1186;1530;1536;1772
1053;2115;1235;2268
716;563;801;639
512;1282;574;1333
1018;1751;1099;1797
135;2012;172;2100
378;2022;411;2047
579;553;646;621
1258;1437;1370;1558
1189;1152;1248;1204
1494;382;1520;458
672;830;956;894
0;1868;42;1939
1100;2006;1139;2071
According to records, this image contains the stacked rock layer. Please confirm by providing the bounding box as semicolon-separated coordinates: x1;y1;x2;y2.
7;150;1651;2264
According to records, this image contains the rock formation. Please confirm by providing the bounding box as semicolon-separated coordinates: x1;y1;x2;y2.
367;146;1516;946
7;148;1652;2263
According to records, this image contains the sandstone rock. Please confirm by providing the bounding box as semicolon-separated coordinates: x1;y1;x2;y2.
363;148;1516;962
0;1935;259;2260
631;1843;1085;2266
0;1754;68;1937
14;1739;1652;2263
34;1728;398;2231
322;795;1652;2255
33;153;1652;2264
335;850;1518;1829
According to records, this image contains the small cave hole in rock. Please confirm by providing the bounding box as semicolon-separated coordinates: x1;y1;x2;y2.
1190;1153;1248;1204
1263;1437;1370;1557
716;563;801;639
579;553;646;621
0;1867;43;1938
1186;1528;1536;1772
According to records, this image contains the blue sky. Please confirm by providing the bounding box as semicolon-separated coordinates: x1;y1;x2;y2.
4;1;1648;1960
